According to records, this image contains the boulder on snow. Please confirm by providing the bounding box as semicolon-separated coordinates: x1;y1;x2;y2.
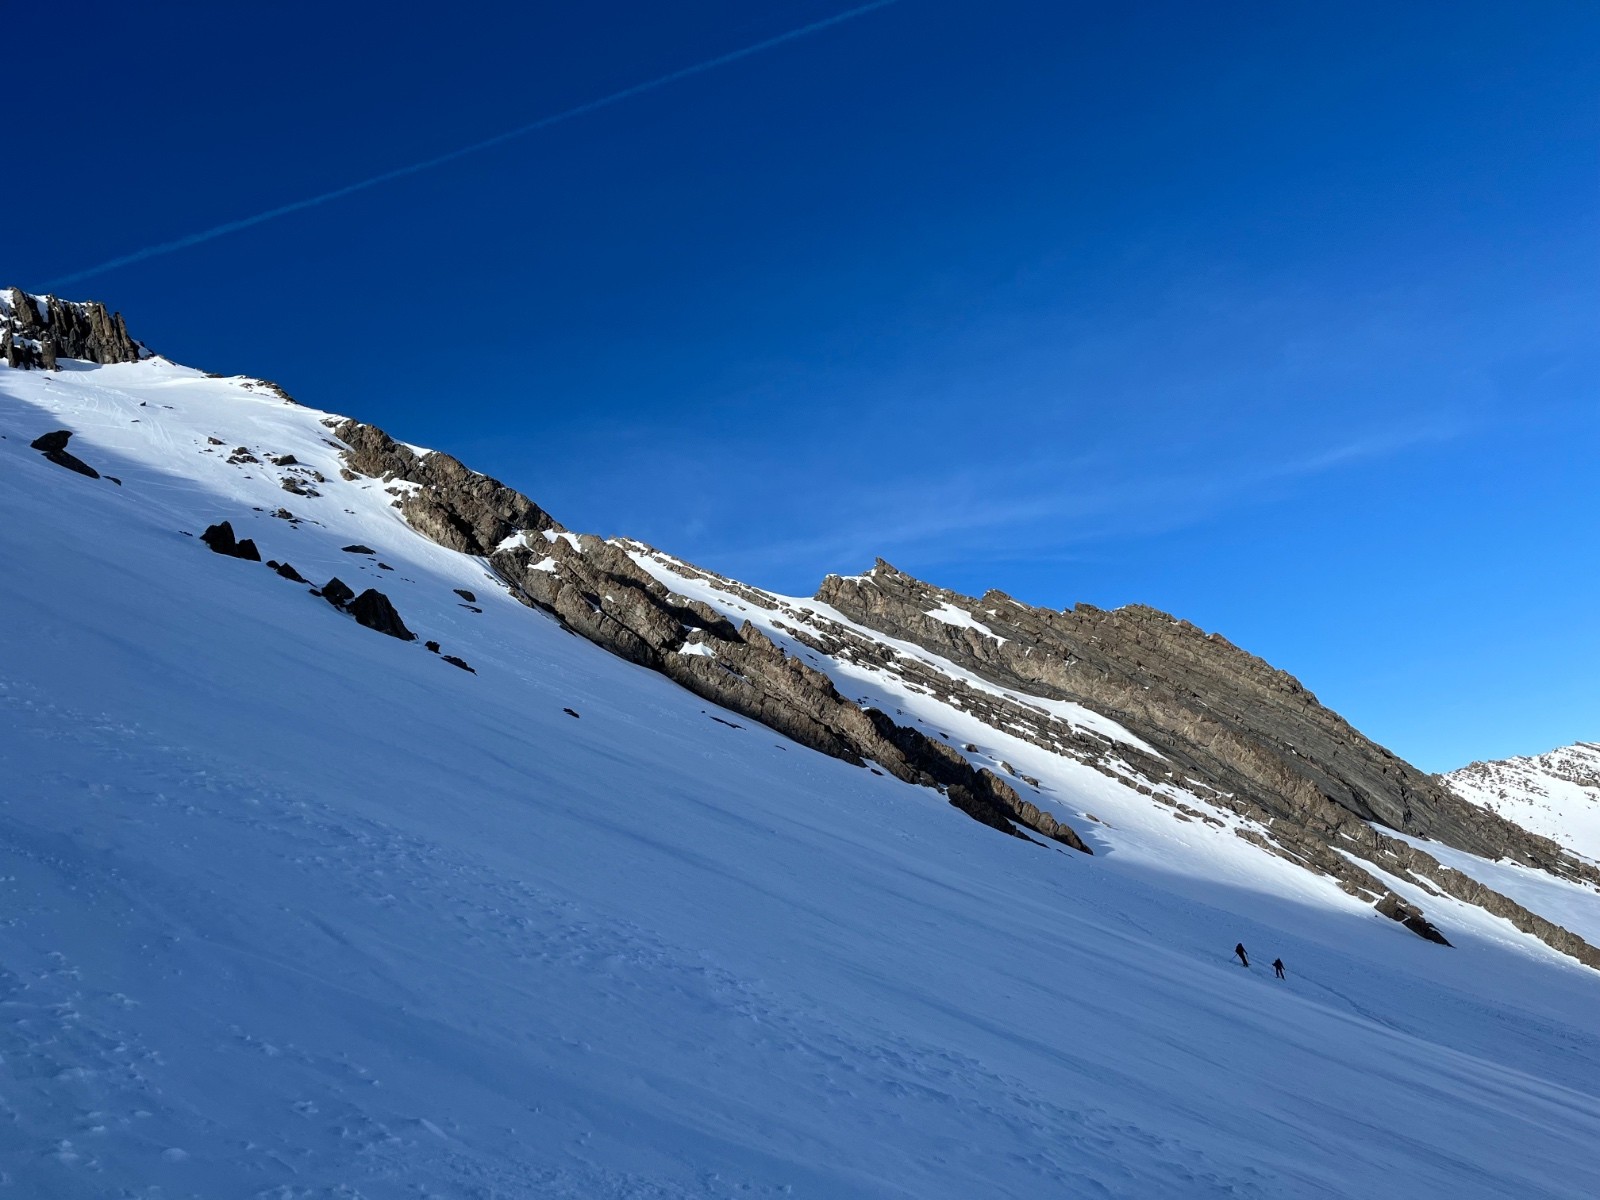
341;544;376;555
320;577;356;608
200;521;261;561
442;655;475;673
425;640;441;653
30;429;100;479
347;588;416;641
453;589;476;603
1376;893;1452;946
269;560;308;583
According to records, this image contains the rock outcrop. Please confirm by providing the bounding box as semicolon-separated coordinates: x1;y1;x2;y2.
2;288;144;369
200;521;261;562
330;419;1092;851
331;420;554;557
810;562;1600;962
30;429;100;479
348;589;416;641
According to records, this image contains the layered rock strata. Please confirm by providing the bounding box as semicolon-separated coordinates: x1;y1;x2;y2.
330;419;1090;852
811;563;1600;965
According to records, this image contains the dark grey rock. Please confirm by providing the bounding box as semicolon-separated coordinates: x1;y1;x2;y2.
442;655;475;673
1377;893;1452;946
453;589;476;603
30;429;100;478
341;545;375;555
200;521;261;561
320;577;355;608
347;589;415;641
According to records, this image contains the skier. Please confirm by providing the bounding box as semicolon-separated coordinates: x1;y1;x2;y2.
1273;958;1286;979
1234;943;1249;968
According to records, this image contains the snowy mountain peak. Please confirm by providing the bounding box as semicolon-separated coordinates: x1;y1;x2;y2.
1;286;146;370
1446;742;1600;863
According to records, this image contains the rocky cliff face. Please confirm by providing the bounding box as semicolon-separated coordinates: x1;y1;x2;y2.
1;288;144;369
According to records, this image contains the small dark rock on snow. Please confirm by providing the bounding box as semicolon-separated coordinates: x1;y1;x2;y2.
1376;893;1453;946
348;588;416;641
453;589;476;603
31;429;100;479
425;640;441;653
442;655;475;673
320;577;356;608
341;544;376;555
200;520;261;561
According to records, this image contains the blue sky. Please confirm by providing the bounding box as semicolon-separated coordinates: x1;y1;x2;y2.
14;1;1597;771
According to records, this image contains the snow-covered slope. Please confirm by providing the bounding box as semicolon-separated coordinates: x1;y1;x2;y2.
5;349;1600;1198
1447;744;1600;864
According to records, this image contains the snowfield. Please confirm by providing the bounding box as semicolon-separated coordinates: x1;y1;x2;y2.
3;356;1600;1198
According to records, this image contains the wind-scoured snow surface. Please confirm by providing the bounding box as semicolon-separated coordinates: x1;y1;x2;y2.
4;358;1600;1198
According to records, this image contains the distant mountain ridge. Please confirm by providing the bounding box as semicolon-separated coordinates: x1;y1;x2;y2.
1446;743;1600;864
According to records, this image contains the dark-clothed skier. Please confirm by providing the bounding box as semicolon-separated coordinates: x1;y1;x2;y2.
1234;943;1249;967
1273;958;1286;979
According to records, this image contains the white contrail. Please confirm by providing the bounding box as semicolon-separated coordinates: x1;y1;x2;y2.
45;0;900;289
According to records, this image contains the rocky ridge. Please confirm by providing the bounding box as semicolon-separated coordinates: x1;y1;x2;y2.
330;419;1088;851
328;417;1600;963
804;564;1600;961
2;287;144;369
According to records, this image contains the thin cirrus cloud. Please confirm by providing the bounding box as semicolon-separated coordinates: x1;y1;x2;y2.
695;419;1467;579
43;0;900;290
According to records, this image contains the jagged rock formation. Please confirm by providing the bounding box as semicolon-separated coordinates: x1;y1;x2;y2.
2;288;144;369
331;421;555;556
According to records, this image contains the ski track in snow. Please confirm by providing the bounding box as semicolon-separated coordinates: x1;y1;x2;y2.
2;358;1600;1197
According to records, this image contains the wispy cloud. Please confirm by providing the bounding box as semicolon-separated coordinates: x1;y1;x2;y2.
693;417;1468;579
44;1;899;289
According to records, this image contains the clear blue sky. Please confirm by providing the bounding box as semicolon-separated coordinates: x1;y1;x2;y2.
13;1;1598;771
